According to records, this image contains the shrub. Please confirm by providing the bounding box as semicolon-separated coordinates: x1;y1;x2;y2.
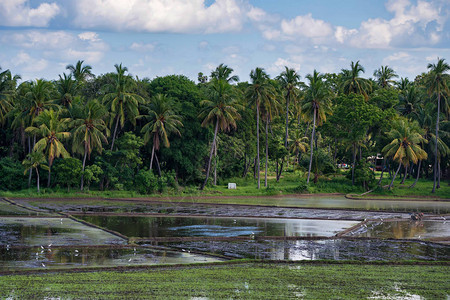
134;169;158;194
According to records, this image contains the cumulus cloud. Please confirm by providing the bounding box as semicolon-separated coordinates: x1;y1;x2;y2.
281;14;333;38
12;51;48;73
268;58;301;74
0;0;60;27
130;42;156;52
72;0;247;33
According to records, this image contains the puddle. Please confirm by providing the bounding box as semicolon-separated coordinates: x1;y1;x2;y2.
350;220;450;240
0;246;222;270
164;239;450;261
0;217;126;246
77;215;358;238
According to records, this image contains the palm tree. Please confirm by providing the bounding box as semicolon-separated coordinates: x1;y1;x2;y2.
382;119;427;189
22;151;48;193
72;100;108;190
277;67;301;148
289;130;308;165
426;58;449;193
103;63;144;150
140;94;183;176
340;61;372;100
199;79;241;190
210;63;239;83
0;68;20;125
25;109;71;187
66;60;93;83
373;65;398;88
23;79;59;118
55;73;78;109
397;85;423;118
302;70;332;184
246;68;275;189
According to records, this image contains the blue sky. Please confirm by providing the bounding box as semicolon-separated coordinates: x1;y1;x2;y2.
1;0;449;83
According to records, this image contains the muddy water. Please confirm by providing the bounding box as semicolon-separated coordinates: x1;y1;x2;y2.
351;220;450;240
78;215;358;238
0;246;222;270
165;239;450;261
0;217;126;246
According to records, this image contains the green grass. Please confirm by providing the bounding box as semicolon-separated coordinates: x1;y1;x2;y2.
0;262;448;299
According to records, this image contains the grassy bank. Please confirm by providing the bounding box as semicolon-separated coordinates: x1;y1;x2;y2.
0;262;448;299
1;173;448;201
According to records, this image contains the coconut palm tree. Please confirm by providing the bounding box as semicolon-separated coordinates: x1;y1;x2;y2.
373;65;398;88
140;94;183;176
340;61;372;100
0;68;20;125
199;79;241;190
246;68;276;189
25;109;71;187
277;67;301;148
210;63;239;83
22;151;48;193
71;100;108;190
289;130;308;165
426;58;450;193
382;118;427;189
302;70;332;184
54;73;78;109
103;63;144;150
397;85;423;118
23;79;59;118
66;60;93;83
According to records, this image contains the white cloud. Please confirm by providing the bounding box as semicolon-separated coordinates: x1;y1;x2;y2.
3;31;74;49
130;42;156;52
12;51;48;73
78;32;100;42
73;0;246;33
0;0;60;27
281;14;333;39
268;58;301;74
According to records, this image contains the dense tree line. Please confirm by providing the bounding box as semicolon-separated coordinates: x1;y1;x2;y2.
0;58;448;193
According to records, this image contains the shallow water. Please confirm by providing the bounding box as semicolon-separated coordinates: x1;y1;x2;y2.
165;239;450;261
0;246;222;270
0;200;52;216
0;217;125;246
78;215;358;238
351;220;450;240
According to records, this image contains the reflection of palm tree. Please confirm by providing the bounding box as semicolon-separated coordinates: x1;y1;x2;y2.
26;109;71;187
140;94;183;176
103;64;144;150
301;70;332;184
426;58;449;193
246;68;275;189
373;65;398;88
277;67;301;148
22;151;48;193
72;100;108;190
199;79;240;190
382;119;427;189
340;61;371;100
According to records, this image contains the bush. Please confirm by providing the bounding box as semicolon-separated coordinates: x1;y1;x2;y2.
134;169;158;194
0;157;27;191
290;178;308;193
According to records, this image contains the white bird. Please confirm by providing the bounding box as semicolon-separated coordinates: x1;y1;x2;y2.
48;243;52;247
74;249;79;253
41;263;45;267
40;246;44;249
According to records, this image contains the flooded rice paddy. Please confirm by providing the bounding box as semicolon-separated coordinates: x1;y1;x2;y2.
0;196;449;270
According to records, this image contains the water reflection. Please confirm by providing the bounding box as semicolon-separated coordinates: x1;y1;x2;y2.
78;216;358;238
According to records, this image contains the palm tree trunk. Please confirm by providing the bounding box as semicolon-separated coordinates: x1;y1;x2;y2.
351;143;356;185
155;152;161;177
432;92;440;193
150;143;155;170
47;168;51;188
213;143;217;186
110;115;120;151
378;158;386;185
409;160;421;188
36;167;40;193
437;162;441;189
256;104;260;189
285;94;289;148
401;164;408;184
201;119;219;190
28;136;32;188
80;149;87;190
265;115;269;187
307;107;316;184
389;163;402;190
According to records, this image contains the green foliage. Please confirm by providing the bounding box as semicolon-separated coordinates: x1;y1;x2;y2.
134;169;158;194
53;158;82;190
346;161;376;190
0;157;26;190
83;164;103;189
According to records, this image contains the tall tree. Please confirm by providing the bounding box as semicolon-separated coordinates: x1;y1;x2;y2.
426;58;449;193
373;65;398;88
340;60;372;100
246;68;275;189
25;109;71;187
199;79;240;190
302;70;332;184
66;60;93;83
277;67;301;148
54;73;78;109
382;118;428;189
103;63;144;150
0;68;20;125
140;94;183;176
210;63;239;83
22;151;48;193
71;100;108;190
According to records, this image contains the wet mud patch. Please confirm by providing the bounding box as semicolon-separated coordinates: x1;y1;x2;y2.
0;245;223;271
0;199;53;216
163;239;450;261
0;217;126;247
